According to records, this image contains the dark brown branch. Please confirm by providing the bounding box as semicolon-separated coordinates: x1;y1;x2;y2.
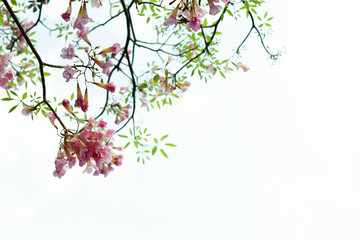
3;0;67;131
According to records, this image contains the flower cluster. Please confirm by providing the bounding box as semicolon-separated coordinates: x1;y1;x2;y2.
0;53;14;89
61;1;94;45
74;83;89;112
164;0;229;31
53;118;123;178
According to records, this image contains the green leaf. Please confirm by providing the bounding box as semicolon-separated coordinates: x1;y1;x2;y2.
165;143;176;147
1;98;13;101
124;142;130;149
129;128;133;136
10;91;18;97
44;72;51;76
160;135;168;141
10;0;17;6
8;104;18;113
134;141;139;148
152;146;157;155
154;138;158;144
160;149;168;158
118;134;128;138
22;92;27;100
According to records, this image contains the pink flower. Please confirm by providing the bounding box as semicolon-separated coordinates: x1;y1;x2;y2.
62;99;76;116
91;0;102;8
106;82;116;93
112;155;123;166
164;4;180;27
205;64;215;75
114;104;130;124
53;118;122;178
0;53;13;75
62;65;76;82
222;0;230;3
177;81;190;92
60;44;75;59
73;2;93;31
92;82;116;93
21;105;36;116
233;62;250;72
0;71;14;89
99;43;122;57
74;84;89;112
208;0;221;15
92;58;113;76
53;151;67;178
46;111;56;123
240;63;250;72
73;2;93;45
186;16;202;32
46;111;58;128
61;1;72;22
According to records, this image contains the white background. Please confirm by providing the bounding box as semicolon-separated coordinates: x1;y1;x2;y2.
1;0;360;239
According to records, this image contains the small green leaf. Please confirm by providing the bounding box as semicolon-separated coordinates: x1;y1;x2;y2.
10;0;17;6
22;92;27;100
9;104;18;113
1;98;13;101
118;134;128;138
129;128;133;136
154;138;158;144
134;141;138;148
152;146;157;155
160;135;168;141
160;149;168;158
124;142;130;149
165;143;176;147
10;91;18;97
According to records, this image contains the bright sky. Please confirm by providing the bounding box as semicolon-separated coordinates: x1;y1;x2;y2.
1;0;360;239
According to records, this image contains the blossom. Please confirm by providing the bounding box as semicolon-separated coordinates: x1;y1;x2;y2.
186;16;202;32
21;105;36;116
158;76;175;95
99;43;122;57
240;63;250;72
208;0;221;15
0;53;13;75
91;0;102;8
74;83;89;112
0;71;14;89
60;44;75;59
205;64;215;75
52;118;122;178
46;111;57;128
61;1;72;22
233;62;250;72
177;81;191;92
62;65;76;82
114;104;130;124
73;2;93;45
62;99;76;116
92;82;116;93
164;4;180;27
92;58;113;76
185;0;207;32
